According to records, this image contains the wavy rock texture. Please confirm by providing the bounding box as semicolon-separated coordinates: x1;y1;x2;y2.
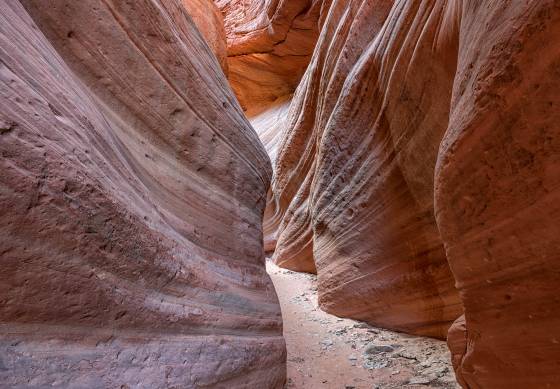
0;1;284;388
268;0;463;337
436;1;560;387
260;0;560;385
215;0;327;115
181;0;229;73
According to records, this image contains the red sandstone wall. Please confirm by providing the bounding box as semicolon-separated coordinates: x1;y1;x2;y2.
181;0;229;73
0;1;284;387
437;1;560;387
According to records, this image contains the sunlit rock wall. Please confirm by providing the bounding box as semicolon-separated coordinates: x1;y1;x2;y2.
181;0;229;73
215;0;328;116
250;95;292;253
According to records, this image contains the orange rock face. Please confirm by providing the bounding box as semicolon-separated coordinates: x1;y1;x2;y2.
215;0;327;115
0;1;284;387
446;315;468;388
181;0;229;73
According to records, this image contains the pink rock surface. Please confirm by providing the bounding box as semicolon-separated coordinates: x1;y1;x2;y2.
3;0;560;386
0;1;284;387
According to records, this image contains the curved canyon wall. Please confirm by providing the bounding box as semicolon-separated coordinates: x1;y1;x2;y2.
249;0;560;386
0;1;284;388
437;1;560;387
266;0;464;337
2;0;559;387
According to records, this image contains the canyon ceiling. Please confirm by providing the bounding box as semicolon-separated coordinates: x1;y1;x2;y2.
1;0;559;388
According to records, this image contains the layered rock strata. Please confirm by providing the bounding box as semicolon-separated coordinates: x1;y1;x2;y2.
0;1;284;387
250;95;292;253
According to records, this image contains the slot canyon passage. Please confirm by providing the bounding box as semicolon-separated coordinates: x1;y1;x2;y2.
1;0;560;388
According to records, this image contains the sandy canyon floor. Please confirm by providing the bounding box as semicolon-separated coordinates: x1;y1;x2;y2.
266;260;460;389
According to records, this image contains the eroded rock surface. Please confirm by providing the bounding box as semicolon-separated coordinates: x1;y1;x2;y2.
268;0;463;337
0;1;284;387
250;95;292;253
2;0;560;387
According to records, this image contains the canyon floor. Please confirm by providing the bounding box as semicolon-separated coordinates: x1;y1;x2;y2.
266;260;460;389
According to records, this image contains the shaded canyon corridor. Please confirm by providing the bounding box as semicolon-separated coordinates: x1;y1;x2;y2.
0;0;559;388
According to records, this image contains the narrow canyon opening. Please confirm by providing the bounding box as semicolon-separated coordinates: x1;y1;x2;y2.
1;1;560;389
